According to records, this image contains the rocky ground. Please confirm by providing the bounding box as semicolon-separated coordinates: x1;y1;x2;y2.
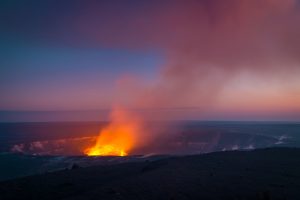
0;147;299;200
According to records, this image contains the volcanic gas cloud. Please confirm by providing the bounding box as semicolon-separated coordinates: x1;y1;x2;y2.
84;0;300;156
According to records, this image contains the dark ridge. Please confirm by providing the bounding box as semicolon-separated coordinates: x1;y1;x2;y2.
0;147;300;200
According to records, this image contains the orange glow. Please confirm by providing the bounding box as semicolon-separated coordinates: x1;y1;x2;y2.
85;107;140;156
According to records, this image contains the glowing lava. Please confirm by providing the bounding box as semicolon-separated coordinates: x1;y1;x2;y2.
86;144;127;156
85;107;140;156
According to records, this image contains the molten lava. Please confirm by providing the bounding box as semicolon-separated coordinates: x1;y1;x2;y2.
85;108;140;156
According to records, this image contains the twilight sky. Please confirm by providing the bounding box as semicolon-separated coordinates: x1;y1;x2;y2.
1;0;300;121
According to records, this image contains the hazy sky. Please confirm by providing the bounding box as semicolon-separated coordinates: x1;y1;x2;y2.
1;0;300;121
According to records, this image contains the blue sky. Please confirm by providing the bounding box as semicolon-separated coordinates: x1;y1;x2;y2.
0;38;163;110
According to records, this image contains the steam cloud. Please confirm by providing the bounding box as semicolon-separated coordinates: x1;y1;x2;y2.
74;0;300;116
78;0;300;153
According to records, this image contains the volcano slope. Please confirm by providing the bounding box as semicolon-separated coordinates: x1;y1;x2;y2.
0;148;300;200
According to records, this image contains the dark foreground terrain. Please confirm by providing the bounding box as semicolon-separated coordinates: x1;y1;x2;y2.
0;148;300;200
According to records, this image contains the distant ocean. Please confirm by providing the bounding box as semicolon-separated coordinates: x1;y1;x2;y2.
0;121;299;181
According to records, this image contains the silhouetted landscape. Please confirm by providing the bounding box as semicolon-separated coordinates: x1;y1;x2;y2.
1;121;299;181
1;148;299;200
0;122;300;199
